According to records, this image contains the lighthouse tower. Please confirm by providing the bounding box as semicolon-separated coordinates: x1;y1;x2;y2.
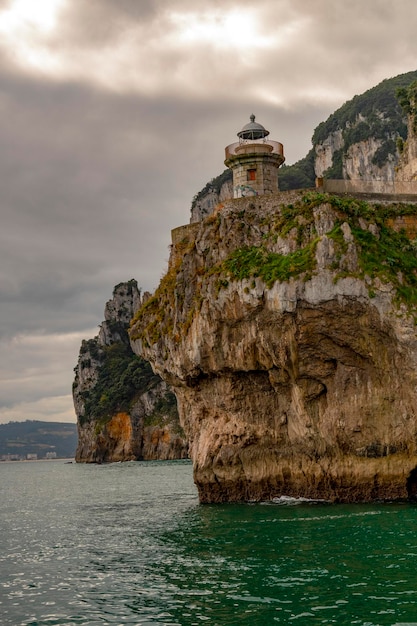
224;115;285;198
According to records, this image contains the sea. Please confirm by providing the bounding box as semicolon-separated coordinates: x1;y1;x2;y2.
1;459;417;626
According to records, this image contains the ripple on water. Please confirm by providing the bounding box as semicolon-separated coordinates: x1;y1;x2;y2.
2;461;417;625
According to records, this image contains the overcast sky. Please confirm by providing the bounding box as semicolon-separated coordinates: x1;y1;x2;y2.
1;0;417;425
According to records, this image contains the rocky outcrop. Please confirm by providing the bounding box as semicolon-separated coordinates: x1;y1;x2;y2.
314;119;398;181
73;280;188;463
314;129;344;177
130;191;417;503
75;384;186;463
315;129;398;181
191;170;233;223
344;136;397;181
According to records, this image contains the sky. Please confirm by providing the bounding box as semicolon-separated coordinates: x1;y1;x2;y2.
1;0;417;425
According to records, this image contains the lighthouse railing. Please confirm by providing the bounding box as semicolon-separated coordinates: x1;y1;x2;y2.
225;140;284;160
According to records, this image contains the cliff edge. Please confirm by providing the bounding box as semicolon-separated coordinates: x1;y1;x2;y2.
130;191;417;502
73;280;188;463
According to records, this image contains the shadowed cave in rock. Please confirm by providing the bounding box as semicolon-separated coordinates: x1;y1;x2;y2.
406;466;417;500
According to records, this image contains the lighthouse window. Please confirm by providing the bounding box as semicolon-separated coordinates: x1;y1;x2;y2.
247;169;256;181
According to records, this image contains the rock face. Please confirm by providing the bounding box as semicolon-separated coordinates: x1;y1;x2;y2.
311;72;417;183
191;170;233;223
73;280;188;463
396;81;417;182
315;129;398;181
130;191;417;503
314;129;344;177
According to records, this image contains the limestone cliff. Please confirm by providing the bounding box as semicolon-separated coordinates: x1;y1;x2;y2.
73;280;187;463
130;191;417;503
315;129;398;181
191;170;233;223
313;71;417;182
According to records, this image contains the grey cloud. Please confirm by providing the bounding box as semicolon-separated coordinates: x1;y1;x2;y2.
58;0;158;45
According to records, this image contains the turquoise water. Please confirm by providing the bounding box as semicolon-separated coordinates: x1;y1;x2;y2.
1;460;417;625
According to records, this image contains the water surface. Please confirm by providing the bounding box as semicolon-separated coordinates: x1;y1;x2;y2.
1;460;417;625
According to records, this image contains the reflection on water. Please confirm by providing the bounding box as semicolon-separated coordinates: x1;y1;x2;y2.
1;460;417;625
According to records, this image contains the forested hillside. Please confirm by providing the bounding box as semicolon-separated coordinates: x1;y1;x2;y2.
0;421;77;459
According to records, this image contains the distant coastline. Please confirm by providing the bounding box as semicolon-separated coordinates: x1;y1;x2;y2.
0;420;77;461
0;457;75;463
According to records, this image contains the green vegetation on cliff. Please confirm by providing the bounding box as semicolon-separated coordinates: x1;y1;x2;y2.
397;79;417;133
78;341;160;425
225;193;417;305
132;193;417;351
313;71;417;145
223;241;318;288
74;280;186;461
323;194;417;306
278;148;316;191
313;70;417;177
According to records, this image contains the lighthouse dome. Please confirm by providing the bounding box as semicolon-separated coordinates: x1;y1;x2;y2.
237;114;270;140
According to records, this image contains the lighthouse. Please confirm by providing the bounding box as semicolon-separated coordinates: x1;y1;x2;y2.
224;115;285;198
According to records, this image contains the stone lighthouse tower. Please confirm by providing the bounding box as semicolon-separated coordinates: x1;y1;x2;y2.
224;115;285;198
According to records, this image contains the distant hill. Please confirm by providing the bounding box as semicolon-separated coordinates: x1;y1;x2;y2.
0;420;77;460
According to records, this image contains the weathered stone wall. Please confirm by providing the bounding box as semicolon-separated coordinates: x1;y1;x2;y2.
321;178;417;198
225;141;284;198
171;223;200;246
387;215;417;239
230;153;280;197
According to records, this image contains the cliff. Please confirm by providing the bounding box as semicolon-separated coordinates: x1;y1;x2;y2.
191;170;233;223
130;191;417;503
313;70;417;182
73;280;188;463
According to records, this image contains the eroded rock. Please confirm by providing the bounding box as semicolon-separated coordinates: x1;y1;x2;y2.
130;192;417;502
73;280;188;463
